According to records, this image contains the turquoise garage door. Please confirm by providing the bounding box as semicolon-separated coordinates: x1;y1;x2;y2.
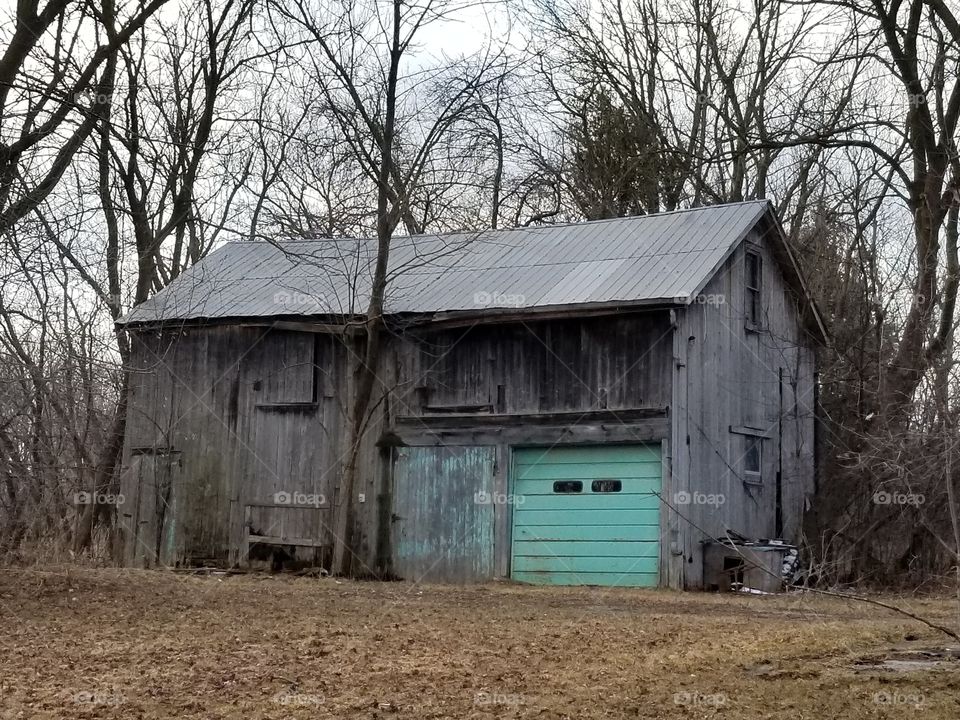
511;444;661;587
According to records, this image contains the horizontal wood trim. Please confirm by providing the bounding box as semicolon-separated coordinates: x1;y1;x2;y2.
121;306;674;332
247;534;327;548
422;403;494;414
394;301;675;330
383;417;671;447
244;502;329;509
241;320;361;335
255;402;319;412
395;407;668;429
729;425;773;438
129;446;181;456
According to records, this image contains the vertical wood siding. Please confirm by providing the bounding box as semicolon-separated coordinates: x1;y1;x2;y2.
673;226;817;588
121;327;347;567
390;446;496;583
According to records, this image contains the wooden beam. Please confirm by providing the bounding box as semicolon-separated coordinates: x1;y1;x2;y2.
394;407;668;429
384;418;671;447
391;302;675;331
247;534;327;548
255;402;319;413
729;425;773;439
244;501;330;509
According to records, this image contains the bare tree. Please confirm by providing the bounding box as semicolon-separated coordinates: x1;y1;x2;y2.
0;0;170;236
266;0;509;574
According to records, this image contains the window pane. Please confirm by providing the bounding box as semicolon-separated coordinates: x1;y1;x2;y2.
745;252;761;325
553;480;583;493
748;288;760;324
591;479;622;493
745;437;761;475
746;252;760;288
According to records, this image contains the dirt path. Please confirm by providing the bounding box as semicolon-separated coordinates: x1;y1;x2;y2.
1;568;958;718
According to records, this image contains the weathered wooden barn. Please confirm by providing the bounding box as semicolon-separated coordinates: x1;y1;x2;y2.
117;200;825;589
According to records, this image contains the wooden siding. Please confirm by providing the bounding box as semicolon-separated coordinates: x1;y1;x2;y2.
672;226;817;588
120;327;348;568
371;312;675;582
120;312;675;580
118;452;182;567
393;314;673;416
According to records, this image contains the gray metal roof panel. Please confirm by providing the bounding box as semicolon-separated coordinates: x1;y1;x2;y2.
119;201;771;325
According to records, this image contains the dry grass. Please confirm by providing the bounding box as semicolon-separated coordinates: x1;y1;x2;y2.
1;567;960;718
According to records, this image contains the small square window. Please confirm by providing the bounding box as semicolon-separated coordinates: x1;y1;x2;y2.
744;436;762;482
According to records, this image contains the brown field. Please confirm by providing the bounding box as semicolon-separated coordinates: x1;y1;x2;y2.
1;567;959;719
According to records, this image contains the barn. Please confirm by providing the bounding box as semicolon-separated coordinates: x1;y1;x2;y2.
117;200;826;589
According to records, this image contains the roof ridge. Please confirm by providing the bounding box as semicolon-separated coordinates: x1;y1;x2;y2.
222;200;772;248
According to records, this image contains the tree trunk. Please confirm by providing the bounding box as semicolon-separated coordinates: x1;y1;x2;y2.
330;0;403;577
73;375;129;555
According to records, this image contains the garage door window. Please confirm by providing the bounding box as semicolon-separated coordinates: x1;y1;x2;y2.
591;479;622;492
553;480;583;493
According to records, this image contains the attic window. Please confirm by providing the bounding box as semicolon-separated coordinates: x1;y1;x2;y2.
255;331;318;406
744;436;762;483
745;249;762;329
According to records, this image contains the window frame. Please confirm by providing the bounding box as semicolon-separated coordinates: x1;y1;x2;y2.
553;480;583;494
743;435;763;485
730;425;768;485
744;248;763;331
591;479;623;493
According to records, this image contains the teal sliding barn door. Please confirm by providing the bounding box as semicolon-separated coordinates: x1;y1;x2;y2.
391;446;495;583
511;444;661;587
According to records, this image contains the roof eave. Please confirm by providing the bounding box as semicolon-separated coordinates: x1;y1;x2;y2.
116;297;689;333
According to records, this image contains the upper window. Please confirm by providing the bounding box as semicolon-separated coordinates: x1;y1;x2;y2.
744;436;762;483
745;249;762;329
256;331;317;405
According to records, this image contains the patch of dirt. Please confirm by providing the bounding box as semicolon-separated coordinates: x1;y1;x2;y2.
854;647;960;673
1;567;960;718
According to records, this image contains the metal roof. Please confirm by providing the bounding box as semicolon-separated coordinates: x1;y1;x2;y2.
120;200;772;325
